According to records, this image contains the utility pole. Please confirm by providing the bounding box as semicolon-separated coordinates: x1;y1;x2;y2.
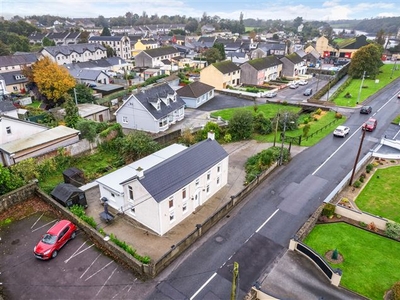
279;113;288;166
230;262;239;300
73;88;78;105
349;128;366;186
273;113;280;147
356;71;366;105
390;59;398;79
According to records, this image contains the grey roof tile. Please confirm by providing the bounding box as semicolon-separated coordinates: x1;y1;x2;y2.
176;81;214;98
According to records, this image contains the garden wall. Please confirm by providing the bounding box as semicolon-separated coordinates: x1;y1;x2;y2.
334;205;387;230
0;181;37;213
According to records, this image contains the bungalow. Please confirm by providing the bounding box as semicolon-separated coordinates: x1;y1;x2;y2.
58;103;111;122
96;132;229;236
115;83;185;133
200;60;241;90
176;81;215;108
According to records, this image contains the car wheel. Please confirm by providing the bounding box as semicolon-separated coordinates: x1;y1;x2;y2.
52;250;58;258
71;231;76;239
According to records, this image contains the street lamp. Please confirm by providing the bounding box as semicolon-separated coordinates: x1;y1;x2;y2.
356;70;366;105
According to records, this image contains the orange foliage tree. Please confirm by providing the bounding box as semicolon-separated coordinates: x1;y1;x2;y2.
31;56;76;103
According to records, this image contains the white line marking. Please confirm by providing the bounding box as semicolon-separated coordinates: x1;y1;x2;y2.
65;241;95;264
95;267;118;297
190;272;217;300
31;213;44;229
112;284;131;299
80;254;101;279
31;220;57;232
85;261;114;281
255;208;279;233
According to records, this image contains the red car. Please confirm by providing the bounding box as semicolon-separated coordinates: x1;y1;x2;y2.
362;118;378;132
34;220;77;260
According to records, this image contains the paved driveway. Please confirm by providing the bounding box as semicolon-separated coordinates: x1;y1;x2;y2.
0;211;153;300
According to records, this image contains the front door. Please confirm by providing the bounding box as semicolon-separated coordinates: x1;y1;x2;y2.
193;190;201;209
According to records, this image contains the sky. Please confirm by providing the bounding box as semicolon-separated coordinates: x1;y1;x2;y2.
1;0;399;21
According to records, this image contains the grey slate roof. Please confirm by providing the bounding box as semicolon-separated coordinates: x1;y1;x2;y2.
67;68;104;81
0;53;39;68
0;71;28;85
0;100;17;113
176;81;214;98
89;36;127;42
141;46;179;58
138;138;228;202
42;43;106;57
51;183;83;202
132;83;185;120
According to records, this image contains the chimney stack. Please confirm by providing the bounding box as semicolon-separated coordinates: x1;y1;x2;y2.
207;130;215;140
136;167;144;179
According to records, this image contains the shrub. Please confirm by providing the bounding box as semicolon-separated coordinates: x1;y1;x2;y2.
359;176;364;183
302;124;311;137
315;108;322;115
366;164;374;173
224;133;232;143
335;112;343;119
392;281;400;300
69;205;97;229
386;222;400;240
109;233;151;264
367;222;378;232
359;221;367;227
353;180;362;188
322;203;335;217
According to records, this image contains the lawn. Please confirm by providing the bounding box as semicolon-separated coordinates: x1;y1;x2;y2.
304;223;400;300
355;165;400;223
334;64;400;107
211;104;346;147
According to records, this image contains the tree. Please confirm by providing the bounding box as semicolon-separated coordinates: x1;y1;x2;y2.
64;95;80;128
76;119;97;146
42;36;55;46
31;57;76;103
254;112;272;135
348;43;383;79
203;48;222;64
69;83;95;104
0;165;24;195
228;109;254;141
213;42;226;60
101;26;111;36
185;19;198;33
0;41;11;55
375;29;386;46
117;131;161;163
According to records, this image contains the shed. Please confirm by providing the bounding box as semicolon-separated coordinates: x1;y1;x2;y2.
50;183;87;208
62;167;85;187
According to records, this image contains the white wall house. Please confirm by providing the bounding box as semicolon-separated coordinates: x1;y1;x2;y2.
40;43;107;65
115;83;185;133
96;133;229;236
176;81;215;108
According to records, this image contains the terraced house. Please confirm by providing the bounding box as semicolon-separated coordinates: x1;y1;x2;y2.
88;35;132;61
134;46;181;68
200;60;241;90
240;55;283;85
40;43;107;65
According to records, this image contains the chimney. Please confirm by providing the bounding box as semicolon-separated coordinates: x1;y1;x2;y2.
207;130;215;140
136;167;144;179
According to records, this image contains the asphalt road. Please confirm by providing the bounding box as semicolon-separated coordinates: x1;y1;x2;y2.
146;80;400;299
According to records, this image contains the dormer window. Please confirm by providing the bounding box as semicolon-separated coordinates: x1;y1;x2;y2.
156;102;160;110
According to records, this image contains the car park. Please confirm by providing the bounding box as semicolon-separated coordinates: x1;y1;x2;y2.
303;88;313;96
362;118;377;131
265;90;278;98
333;125;350;137
360;105;372;114
34;220;77;260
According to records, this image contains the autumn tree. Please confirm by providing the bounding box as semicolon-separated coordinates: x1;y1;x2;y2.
31;56;76;103
349;43;383;79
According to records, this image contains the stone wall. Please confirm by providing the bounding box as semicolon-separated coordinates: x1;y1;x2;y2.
295;203;325;241
0;181;37;213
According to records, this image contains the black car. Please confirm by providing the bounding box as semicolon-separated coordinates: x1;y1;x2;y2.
303;88;313;96
360;105;372;114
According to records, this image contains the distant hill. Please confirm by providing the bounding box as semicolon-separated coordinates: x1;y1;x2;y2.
328;17;400;35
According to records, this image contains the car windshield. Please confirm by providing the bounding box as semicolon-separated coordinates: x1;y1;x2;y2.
41;233;57;245
366;120;374;125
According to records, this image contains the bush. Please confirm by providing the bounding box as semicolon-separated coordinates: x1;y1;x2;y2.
392;281;400;300
353;180;362;188
359;221;367;227
367;222;378;232
366;164;374;173
322;203;335;217
315;108;322;115
386;222;400;240
109;233;151;264
359;176;364;183
335;112;343;119
69;205;97;229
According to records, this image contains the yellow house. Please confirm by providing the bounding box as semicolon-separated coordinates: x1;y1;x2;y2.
200;60;241;90
313;36;336;57
132;39;159;57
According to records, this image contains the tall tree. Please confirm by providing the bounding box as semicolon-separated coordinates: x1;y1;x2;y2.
101;26;111;36
42;36;55;46
375;29;386;46
63;95;80;128
349;43;383;79
228;109;254;141
203;48;222;64
213;42;226;60
31;57;76;103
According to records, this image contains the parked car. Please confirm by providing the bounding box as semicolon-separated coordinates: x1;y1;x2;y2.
363;118;378;131
298;80;308;86
333;125;350;137
265;91;278;98
398;93;400;99
360;105;372;114
303;88;313;96
33;220;77;260
289;83;298;89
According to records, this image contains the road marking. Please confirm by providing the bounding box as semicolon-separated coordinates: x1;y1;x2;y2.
190;209;279;300
85;261;114;281
65;241;95;264
31;219;57;232
95;266;118;297
79;253;101;279
190;272;217;300
255;208;279;233
112;283;133;299
31;213;44;229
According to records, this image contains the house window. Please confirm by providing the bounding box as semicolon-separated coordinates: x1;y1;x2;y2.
217;177;220;185
182;188;187;199
169;211;175;222
13;86;18;91
217;164;221;174
195;179;199;186
122;116;128;123
169;196;174;209
128;186;134;201
207;171;211;181
206;185;210;193
6;126;12;134
182;201;187;213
